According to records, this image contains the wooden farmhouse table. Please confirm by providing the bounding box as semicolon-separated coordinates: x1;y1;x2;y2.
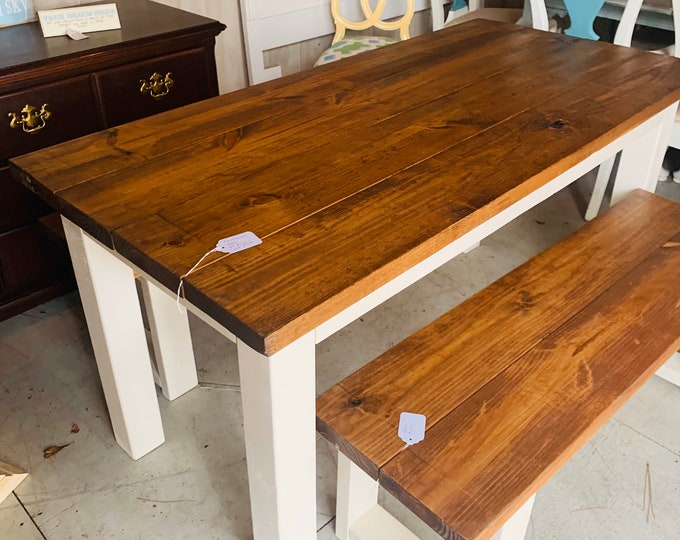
10;19;680;540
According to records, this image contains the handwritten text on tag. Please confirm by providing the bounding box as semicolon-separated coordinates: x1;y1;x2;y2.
215;232;262;254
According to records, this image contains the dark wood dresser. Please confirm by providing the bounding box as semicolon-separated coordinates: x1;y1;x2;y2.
0;0;225;321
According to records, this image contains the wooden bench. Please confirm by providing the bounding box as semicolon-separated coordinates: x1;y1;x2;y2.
317;189;680;540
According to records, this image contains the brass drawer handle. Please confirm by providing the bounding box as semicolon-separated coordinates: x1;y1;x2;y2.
8;104;52;133
140;72;174;100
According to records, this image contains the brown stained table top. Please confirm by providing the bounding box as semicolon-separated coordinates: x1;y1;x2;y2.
11;20;680;355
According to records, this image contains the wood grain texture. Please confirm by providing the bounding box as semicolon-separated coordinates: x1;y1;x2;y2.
11;19;680;354
316;191;680;540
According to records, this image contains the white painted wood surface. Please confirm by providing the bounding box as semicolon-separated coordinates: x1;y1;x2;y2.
490;495;536;540
151;0;248;93
335;452;535;539
657;352;680;387
240;0;437;84
584;0;665;220
350;505;421;539
237;333;317;540
0;463;28;505
611;103;678;203
61;218;165;460
140;278;198;401
336;453;380;540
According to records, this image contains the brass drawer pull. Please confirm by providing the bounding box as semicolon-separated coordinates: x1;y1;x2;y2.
8;104;52;133
140;72;174;100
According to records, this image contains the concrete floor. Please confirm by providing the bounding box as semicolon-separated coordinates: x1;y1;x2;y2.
1;180;680;540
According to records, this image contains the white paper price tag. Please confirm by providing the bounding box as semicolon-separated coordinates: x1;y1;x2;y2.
398;412;426;447
215;232;262;254
175;232;263;313
66;28;89;40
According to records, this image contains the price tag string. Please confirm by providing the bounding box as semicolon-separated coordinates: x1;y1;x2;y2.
176;248;218;313
175;231;262;313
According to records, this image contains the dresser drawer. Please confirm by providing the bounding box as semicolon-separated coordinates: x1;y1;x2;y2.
0;223;72;299
94;48;213;127
0;76;101;162
0;167;51;233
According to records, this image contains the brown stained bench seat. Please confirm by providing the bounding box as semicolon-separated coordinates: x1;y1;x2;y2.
317;190;680;540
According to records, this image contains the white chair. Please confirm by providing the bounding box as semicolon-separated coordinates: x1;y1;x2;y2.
433;0;525;30
315;0;415;67
441;0;643;38
586;0;680;218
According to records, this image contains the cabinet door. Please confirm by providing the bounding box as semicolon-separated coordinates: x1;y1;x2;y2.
0;167;51;234
0;221;73;307
94;48;213;127
0;76;101;162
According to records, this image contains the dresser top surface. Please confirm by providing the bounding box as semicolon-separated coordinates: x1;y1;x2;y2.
0;0;225;74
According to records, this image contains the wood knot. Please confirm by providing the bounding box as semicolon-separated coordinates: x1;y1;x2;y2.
549;119;567;130
518;290;536;309
220;128;244;151
242;193;281;207
349;397;363;407
165;239;184;247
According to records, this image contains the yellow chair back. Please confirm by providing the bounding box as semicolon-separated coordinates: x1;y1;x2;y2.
330;0;415;43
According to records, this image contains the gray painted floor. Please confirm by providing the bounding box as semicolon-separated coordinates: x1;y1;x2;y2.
1;180;679;539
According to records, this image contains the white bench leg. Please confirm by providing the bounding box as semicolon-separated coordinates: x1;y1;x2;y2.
337;450;534;540
62;218;164;460
490;494;536;540
336;453;380;540
611;103;677;203
656;351;680;388
237;333;317;540
139;278;198;400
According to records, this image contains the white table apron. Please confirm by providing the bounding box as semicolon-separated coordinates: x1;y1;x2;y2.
60;102;679;540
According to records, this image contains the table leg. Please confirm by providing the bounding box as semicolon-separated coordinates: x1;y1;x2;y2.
237;333;317;540
490;494;535;540
140;278;198;400
609;104;680;390
62;218;164;460
611;102;677;204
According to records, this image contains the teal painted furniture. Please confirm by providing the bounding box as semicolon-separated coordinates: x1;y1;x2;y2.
562;0;607;39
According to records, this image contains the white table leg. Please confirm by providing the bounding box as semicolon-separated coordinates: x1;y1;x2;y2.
611;103;678;204
237;333;317;540
62;218;164;460
140;278;198;401
490;494;535;540
610;103;680;391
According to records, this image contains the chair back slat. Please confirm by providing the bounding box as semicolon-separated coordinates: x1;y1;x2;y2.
331;0;416;43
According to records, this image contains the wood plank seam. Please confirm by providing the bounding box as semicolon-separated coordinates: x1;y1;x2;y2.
317;190;680;540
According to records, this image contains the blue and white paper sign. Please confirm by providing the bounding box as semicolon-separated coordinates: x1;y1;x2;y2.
0;0;36;28
38;3;120;37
